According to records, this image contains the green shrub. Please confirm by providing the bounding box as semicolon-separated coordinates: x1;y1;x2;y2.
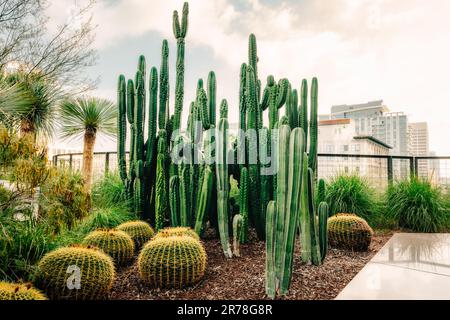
325;174;377;223
0;215;54;282
39;168;90;234
386;178;449;232
92;172;129;209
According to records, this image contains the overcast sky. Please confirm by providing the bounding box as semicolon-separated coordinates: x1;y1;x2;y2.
47;0;450;155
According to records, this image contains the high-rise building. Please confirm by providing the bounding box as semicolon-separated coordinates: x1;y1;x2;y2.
330;100;409;156
408;122;429;156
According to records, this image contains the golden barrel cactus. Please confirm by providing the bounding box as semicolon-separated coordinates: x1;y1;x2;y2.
138;236;207;288
33;245;115;300
83;229;134;266
0;282;47;300
154;227;200;241
328;214;374;251
116;220;154;248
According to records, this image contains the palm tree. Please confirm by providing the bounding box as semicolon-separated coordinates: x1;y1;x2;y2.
59;97;117;192
0;72;60;140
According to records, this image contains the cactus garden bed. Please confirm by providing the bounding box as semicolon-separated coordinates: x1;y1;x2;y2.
108;230;393;300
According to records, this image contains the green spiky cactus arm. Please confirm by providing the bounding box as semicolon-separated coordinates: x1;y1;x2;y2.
220;99;228;119
159;40;169;130
127;79;136;193
134;71;145;163
146;67;158;172
291;89;299;128
299;79;308;152
317;178;326;205
266;76;278;130
207;71;216;126
169;175;181;227
300;151;311;263
274;124;290;284
308;78;318;176
280;127;305;295
265;200;276;299
137;56;146;124
246;65;264;239
179;166;191;227
307;168;321;266
117;75;127;183
216;118;232;258
232;214;243;257
155;131;168;231
239;167;249;243
194;166;213;235
318;201;329;263
198;86;210;130
172;2;189;131
134;160;145;216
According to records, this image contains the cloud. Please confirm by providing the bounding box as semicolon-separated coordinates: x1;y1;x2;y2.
46;0;450;155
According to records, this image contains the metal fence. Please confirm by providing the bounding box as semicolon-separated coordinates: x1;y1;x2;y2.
52;152;450;191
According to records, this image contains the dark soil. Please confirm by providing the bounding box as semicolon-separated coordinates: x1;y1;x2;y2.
108;230;393;300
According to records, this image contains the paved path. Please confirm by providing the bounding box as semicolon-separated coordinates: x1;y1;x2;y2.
336;233;450;300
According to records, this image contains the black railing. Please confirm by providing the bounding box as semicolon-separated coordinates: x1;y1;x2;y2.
52;152;449;190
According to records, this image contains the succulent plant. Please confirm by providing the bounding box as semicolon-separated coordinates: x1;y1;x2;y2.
34;245;115;300
83;229;135;266
154;226;200;241
328;214;373;251
0;282;47;300
116;220;155;248
138;236;207;288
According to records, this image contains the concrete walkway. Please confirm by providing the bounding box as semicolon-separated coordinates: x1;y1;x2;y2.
336;233;450;300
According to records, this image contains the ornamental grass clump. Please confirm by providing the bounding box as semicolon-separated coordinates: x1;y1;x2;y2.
386;178;449;233
325;174;377;223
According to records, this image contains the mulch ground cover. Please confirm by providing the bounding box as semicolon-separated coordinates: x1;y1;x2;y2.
109;230;393;300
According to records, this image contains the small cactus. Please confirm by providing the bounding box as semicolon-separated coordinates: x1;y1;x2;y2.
0;282;47;300
34;245;115;300
138;236;207;288
154;226;200;241
328;214;373;251
83;229;135;266
116;220;155;248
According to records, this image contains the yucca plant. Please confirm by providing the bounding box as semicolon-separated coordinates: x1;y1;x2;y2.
0;72;60;140
386;177;449;233
325;173;377;223
59;97;116;191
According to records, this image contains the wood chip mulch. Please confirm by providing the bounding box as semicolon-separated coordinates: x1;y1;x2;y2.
108;230;393;300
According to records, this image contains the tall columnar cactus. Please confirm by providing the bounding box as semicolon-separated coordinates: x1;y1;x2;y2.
308;77;318;175
317;178;326;205
266;125;305;299
299;79;308;152
155;130;168;231
169;175;181;227
246;65;263;239
117;76;127;183
239;167;249;243
194;166;213;235
179;166;191;227
216;118;232;258
232;214;243;257
159;40;169;130
172;2;189;132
